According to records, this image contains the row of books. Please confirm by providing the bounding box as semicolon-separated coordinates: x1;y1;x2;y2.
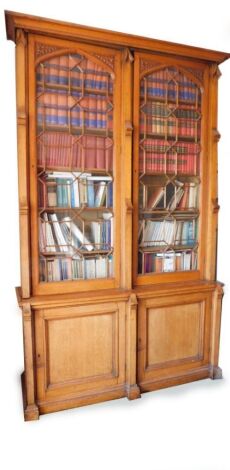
140;250;197;274
140;118;200;139
139;139;200;174
140;68;201;104
37;54;113;92
141;102;201;120
139;153;198;175
140;219;196;247
140;102;201;139
37;93;113;131
39;172;113;208
37;132;113;171
40;254;113;282
39;212;113;254
145;181;198;210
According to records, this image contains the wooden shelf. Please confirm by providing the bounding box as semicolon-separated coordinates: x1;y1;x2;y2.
140;94;201;107
38;165;113;174
39;206;113;213
37;81;113;97
40;248;113;257
139;243;198;253
37;125;113;138
140;132;200;143
140;209;199;216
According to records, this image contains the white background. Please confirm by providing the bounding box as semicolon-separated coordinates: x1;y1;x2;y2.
0;1;230;469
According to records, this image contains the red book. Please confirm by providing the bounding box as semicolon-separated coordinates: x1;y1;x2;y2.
96;136;105;169
178;184;189;209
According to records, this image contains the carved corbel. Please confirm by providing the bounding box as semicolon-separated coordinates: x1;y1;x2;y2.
125;120;133;137
211;64;222;79
16;28;27;47
213;128;221;142
216;282;224;299
19;205;29;217
212;197;220;214
126;198;133;214
22;302;32;320
123;48;134;63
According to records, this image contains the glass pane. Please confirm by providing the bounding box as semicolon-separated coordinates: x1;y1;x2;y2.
138;67;201;275
36;53;114;282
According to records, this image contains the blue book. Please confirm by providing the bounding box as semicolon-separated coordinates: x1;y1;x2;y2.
56;178;63;207
71;184;75;208
62;179;71;207
107;183;113;207
87;181;95;207
187;221;194;245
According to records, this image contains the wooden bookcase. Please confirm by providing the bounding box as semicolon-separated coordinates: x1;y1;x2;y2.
5;10;229;420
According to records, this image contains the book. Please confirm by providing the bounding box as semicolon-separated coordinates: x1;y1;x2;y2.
167;185;184;210
47;183;57;207
95;256;107;278
95;181;106;206
178;184;189;209
87;181;95;207
85;258;96;279
147;187;164;209
49;213;69;252
163;252;175;272
40;213;56;252
62;216;94;251
79;178;88;204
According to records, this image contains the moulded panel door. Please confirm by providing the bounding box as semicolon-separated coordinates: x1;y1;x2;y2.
137;290;212;391
35;301;126;409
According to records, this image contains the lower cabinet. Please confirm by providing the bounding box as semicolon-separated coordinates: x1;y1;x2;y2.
19;281;223;419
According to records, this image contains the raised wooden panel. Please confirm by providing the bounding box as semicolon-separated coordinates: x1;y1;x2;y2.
46;313;117;386
35;301;126;402
138;290;212;389
147;302;204;368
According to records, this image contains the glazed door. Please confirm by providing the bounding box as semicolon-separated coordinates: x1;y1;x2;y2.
133;52;209;286
28;35;122;295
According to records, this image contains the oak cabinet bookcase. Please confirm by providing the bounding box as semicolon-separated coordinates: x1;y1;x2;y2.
5;10;229;420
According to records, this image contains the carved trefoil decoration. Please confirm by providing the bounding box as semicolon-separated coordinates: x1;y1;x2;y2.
92;53;115;71
35;42;62;59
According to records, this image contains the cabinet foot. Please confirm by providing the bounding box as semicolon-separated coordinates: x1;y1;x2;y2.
21;372;39;421
210;366;223;380
125;384;141;400
24;405;39;421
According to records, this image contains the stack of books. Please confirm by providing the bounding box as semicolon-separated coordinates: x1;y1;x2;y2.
40;254;113;282
140;219;196;248
141;250;197;274
139;140;200;174
145;181;198;210
37;133;113;171
38;172;113;208
39;213;113;254
140;67;200;104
